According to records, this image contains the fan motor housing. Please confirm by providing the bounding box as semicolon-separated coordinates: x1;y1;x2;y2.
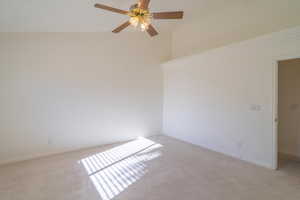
129;4;149;17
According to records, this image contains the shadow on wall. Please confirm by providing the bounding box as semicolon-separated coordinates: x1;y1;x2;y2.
78;137;163;200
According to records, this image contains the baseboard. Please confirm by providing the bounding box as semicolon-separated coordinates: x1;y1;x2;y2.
163;133;274;170
0;145;107;167
0;134;162;167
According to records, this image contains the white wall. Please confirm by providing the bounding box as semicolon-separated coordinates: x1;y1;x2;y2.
163;26;300;169
0;32;171;165
172;0;300;58
278;59;300;158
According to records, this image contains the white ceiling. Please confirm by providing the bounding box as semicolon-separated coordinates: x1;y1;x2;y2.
0;0;235;32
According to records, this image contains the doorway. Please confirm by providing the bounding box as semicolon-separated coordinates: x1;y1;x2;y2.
277;58;300;171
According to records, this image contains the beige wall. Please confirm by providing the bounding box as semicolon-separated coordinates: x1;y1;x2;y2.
0;32;171;165
278;59;300;158
163;26;300;169
172;0;300;58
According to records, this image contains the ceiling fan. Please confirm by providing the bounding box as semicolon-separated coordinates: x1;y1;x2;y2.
94;0;184;37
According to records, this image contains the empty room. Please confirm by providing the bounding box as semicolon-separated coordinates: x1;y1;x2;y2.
0;0;300;199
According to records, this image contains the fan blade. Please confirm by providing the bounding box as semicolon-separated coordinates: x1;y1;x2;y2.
94;4;128;15
139;0;150;10
147;24;158;37
152;11;184;19
112;21;131;33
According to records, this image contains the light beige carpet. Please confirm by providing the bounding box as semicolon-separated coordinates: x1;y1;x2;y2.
0;135;300;200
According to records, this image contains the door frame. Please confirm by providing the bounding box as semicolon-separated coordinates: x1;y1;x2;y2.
272;53;300;170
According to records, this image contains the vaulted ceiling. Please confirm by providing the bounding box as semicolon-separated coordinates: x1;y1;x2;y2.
0;0;235;32
1;0;300;57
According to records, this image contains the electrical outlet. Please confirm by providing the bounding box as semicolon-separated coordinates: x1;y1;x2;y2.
250;104;262;111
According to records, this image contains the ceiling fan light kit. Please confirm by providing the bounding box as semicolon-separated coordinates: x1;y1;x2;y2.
94;0;184;37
